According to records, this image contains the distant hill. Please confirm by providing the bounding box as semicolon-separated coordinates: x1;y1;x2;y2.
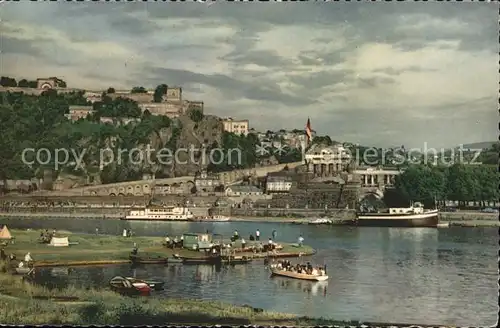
458;141;497;150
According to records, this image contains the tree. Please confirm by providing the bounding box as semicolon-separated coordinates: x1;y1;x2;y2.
27;81;38;88
0;76;17;87
189;109;203;123
190;186;197;194
107;87;116;94
153;84;168;103
131;86;147;93
18;79;29;88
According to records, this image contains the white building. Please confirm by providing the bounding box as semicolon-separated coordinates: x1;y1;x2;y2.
305;144;352;175
265;172;294;193
225;185;263;196
221;118;249;136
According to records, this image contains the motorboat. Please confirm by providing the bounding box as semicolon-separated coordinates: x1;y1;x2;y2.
109;276;152;296
356;202;439;227
269;266;328;282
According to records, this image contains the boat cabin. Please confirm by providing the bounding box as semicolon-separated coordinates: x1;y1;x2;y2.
389;202;424;214
182;233;213;251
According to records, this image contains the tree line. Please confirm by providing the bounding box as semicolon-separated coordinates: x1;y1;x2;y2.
384;164;499;208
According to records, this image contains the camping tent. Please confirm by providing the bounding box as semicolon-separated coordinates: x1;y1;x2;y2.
49;237;69;247
0;225;12;239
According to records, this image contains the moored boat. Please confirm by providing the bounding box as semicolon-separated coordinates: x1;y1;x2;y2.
14;267;35;275
125;277;165;290
270;267;328;281
221;255;252;265
129;254;169;264
182;255;222;265
109;276;152;296
122;205;194;221
355;202;439;227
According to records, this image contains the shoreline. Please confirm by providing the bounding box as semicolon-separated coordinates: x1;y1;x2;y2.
1;210;498;227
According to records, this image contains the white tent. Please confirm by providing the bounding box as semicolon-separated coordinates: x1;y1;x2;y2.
49;236;69;247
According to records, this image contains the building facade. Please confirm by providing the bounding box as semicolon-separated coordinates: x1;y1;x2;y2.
225;185;263;196
195;170;221;192
65;106;94;121
221;118;249;135
265;172;294;193
305;144;352;176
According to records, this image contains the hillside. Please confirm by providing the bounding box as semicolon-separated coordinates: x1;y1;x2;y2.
0;89;259;189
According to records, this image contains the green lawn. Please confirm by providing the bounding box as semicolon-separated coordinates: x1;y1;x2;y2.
2;230;314;265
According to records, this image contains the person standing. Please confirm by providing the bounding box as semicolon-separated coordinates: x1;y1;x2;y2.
255;229;260;241
241;238;246;250
298;234;304;247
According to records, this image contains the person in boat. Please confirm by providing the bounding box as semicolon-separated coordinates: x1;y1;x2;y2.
9;253;16;261
131;243;138;255
241;238;246;250
255;229;260;241
298;234;304;247
18;261;25;268
24;252;33;265
272;229;277;240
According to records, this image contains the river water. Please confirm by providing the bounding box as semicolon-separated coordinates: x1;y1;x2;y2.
1;217;497;326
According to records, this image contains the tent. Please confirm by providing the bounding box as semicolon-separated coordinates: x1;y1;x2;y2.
0;225;12;239
49;236;69;247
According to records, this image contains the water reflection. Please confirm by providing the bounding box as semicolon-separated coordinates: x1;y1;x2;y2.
272;277;328;297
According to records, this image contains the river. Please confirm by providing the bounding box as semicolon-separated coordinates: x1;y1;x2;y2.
1;217;497;326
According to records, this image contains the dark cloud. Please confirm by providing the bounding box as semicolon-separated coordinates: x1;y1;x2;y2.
288;70;353;91
0;37;42;56
142;67;316;107
221;50;293;68
372;66;437;76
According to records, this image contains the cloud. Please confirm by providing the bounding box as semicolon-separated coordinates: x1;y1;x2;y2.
0;2;497;148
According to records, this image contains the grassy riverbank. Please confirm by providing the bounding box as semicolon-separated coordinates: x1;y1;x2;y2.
1;230;314;266
0;270;342;325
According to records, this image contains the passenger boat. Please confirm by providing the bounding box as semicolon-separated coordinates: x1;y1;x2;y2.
129;254;169;264
109;276;152;296
355;202;439;227
125;277;165;290
270;267;329;281
122;205;194;221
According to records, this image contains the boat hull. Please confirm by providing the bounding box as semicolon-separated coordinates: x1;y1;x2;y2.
270;268;328;281
355;211;439;228
129;255;169;264
121;217;191;221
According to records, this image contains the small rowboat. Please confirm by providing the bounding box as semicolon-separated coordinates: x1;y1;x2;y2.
270;267;328;281
129;255;169;264
125;277;165;290
14;267;35;275
109;276;152;296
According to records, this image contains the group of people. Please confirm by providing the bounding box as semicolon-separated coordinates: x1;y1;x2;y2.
163;235;184;249
39;229;57;243
274;260;326;276
0;248;34;269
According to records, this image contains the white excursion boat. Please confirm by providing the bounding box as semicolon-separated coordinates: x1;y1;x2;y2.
356;202;439;227
122;206;194;221
208;215;231;222
270;266;329;282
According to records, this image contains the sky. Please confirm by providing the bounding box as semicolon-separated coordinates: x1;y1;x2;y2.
1;2;498;149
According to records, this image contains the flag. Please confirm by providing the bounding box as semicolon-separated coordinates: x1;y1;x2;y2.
305;118;312;142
